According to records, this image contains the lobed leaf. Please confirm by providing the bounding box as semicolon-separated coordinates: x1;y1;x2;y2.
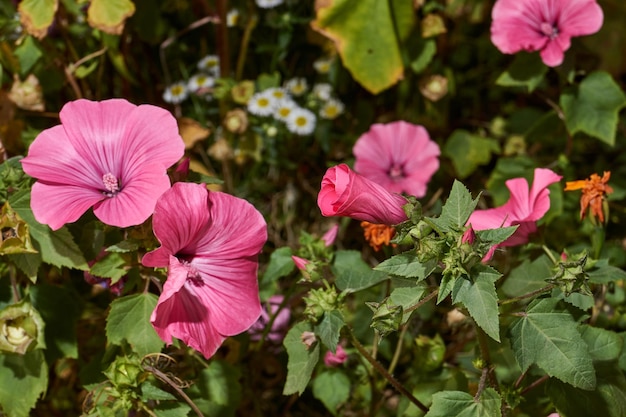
333;250;387;292
315;310;345;353
444;130;500;179
496;52;547;92
283;321;320;396
428;180;479;233
0;350;48;417
374;252;436;281
425;388;502;417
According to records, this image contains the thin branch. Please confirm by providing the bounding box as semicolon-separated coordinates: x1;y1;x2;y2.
144;365;205;417
499;284;555;305
348;327;429;413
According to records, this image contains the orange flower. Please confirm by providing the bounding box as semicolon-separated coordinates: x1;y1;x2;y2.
361;221;396;252
564;171;613;224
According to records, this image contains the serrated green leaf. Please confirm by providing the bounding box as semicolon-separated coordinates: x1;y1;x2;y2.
312;370;351;415
7;253;41;282
89;252;127;283
333;250;388;292
547;362;626;417
30;284;80;361
508;298;596;390
0;349;48;417
262;246;294;284
501;254;552;298
106;293;164;356
283;322;320;396
587;259;626;284
496;52;547;92
452;265;501;342
438;274;456;304
579;325;623;362
315;310;345;353
374;252;436;281
311;0;414;94
152;402;192;417
475;226;518;247
425;388;501;417
560;71;626;146
428;180;479;233
106;240;139;253
10;189;88;270
444;130;500;179
410;39;436;74
188;360;241;417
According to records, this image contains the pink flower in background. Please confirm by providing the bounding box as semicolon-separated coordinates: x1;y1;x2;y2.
248;295;291;343
20;99;184;230
490;0;603;67
291;255;310;271
142;182;267;359
353;121;440;197
468;168;562;256
318;164;408;225
322;224;339;246
324;345;348;367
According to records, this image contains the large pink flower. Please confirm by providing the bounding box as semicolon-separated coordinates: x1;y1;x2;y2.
318;164;408;225
468;168;562;250
353;121;440;197
20;99;184;230
491;0;603;67
142;182;267;359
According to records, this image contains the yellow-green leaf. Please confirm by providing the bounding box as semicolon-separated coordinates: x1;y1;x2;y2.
311;0;414;94
87;0;136;35
18;0;58;39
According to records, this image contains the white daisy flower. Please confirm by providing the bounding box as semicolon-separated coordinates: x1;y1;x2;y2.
286;108;316;135
319;98;345;120
197;55;220;77
312;83;333;101
273;99;298;122
313;57;332;74
163;81;189;104
256;0;284;9
187;73;215;93
227;9;240;27
247;91;278;116
284;77;308;96
264;87;290;102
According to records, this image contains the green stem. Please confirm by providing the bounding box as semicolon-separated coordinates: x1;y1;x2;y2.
499;284;555;305
9;264;20;303
235;12;258;80
542;245;558;264
144;365;205;417
405;289;438;314
348;327;429;413
387;323;408;377
474;322;499;395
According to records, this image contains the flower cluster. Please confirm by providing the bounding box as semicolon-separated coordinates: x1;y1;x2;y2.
163;54;220;104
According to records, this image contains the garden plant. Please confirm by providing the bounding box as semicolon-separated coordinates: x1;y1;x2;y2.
1;0;626;416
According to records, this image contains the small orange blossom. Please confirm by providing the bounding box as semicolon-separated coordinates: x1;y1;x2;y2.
564;171;613;224
361;221;396;252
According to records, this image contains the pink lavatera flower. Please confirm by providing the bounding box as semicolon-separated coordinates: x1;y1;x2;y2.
20;99;184;230
491;0;603;67
324;344;348;367
353;121;440;197
142;182;267;359
318;164;408;225
468;168;562;255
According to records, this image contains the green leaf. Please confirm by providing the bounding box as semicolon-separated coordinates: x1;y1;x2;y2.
374;252;436;281
30;284;80;361
560;71;626;146
0;349;48;417
389;284;427;323
18;0;58;39
425;388;502;417
261;246;294;284
315;310;345;353
105;239;139;253
410;39;436;74
189;360;241;417
452;265;501;342
10;189;88;271
14;36;42;75
152;402;192;417
87;0;135;35
501;254;552;298
579;325;623;362
495;52;547;92
475;226;518;247
311;0;414;94
587;258;626;284
547;362;626;417
508;298;596;390
428;180;480;233
333;250;388;292
7;253;41;282
443;130;500;179
283;321;320;396
106;293;164;356
141;381;176;401
312;370;351;415
89;252;127;283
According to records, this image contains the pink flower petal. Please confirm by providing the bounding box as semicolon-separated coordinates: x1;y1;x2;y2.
29;182;104;230
292;255;310;271
322;224;339;246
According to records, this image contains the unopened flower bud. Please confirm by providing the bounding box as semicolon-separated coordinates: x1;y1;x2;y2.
8;74;45;111
301;331;317;349
419;74;448;102
461;226;476;245
324;344;348;367
304;287;340;322
0;301;45;354
366;298;403;338
1;202;36;255
103;356;144;388
223;109;249;134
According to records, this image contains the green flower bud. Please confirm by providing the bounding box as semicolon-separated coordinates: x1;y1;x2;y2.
104;356;144;389
304;287;340;322
548;251;590;296
415;334;445;372
0;300;45;354
366;298;403;338
0;202;37;255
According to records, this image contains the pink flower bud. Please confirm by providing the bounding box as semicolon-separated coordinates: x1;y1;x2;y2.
324;344;348;367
